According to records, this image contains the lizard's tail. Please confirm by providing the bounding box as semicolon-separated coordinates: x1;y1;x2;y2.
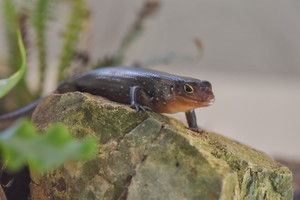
0;81;76;131
0;98;44;131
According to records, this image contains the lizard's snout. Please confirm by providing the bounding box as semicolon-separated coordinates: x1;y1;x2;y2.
200;80;212;91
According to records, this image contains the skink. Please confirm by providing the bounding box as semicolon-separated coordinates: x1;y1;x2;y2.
0;67;215;132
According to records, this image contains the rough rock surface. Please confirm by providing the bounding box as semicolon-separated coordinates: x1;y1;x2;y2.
30;92;293;200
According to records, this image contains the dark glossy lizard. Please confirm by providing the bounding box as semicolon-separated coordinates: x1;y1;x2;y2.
0;67;215;132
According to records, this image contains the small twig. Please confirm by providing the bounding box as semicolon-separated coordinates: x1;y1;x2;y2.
94;0;161;69
116;0;160;59
194;37;204;59
1;179;14;188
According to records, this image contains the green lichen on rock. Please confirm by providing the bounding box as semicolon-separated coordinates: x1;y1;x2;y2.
30;92;293;200
203;131;293;199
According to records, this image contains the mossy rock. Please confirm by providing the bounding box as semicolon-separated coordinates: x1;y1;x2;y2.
30;92;293;200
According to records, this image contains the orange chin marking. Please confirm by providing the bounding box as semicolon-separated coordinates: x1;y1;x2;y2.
155;98;212;114
160;101;195;113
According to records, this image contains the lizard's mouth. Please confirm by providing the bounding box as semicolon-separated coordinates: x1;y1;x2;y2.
186;96;215;107
188;92;215;107
199;99;215;107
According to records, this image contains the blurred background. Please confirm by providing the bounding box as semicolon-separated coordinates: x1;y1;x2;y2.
0;0;299;164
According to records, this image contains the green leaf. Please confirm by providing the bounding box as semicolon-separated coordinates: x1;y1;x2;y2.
0;119;97;174
0;30;27;99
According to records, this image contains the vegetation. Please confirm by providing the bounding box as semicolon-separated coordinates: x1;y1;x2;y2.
0;119;97;173
0;26;97;199
0;31;26;99
0;27;97;173
0;0;160;113
0;1;160;199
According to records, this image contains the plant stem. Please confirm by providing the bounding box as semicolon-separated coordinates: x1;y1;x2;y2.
57;0;88;83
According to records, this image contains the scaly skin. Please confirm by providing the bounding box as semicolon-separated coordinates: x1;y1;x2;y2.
0;67;215;132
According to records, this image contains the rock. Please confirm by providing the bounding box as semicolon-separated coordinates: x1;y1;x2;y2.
276;158;300;192
30;92;293;200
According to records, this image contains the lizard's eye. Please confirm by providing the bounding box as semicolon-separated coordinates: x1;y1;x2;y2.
184;84;194;94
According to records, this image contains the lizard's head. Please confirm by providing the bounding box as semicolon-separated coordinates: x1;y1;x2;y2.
163;78;215;113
